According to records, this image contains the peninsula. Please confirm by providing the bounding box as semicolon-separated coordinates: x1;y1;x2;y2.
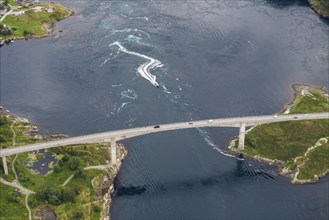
0;108;127;220
229;84;329;184
0;0;73;44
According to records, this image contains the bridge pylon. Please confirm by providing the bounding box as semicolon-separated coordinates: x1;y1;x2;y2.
2;156;8;175
238;123;246;150
110;138;117;165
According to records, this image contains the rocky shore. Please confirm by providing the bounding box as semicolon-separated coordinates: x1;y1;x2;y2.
102;144;127;220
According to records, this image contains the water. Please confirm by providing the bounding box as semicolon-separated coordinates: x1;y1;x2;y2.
1;0;328;219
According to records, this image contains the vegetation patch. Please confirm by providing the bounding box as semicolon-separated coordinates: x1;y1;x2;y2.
233;85;329;183
308;0;329;18
0;184;27;219
0;2;72;39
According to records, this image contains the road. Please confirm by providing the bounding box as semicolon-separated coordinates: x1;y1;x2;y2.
0;112;328;157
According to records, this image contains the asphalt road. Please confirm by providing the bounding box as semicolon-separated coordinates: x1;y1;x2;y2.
1;112;328;157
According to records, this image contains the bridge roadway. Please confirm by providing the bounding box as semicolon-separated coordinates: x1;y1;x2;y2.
1;112;328;157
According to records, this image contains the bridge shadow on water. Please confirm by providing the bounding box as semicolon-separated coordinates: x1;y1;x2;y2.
264;0;309;8
114;156;276;197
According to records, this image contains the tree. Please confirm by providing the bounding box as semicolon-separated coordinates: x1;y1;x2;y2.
62;188;76;202
62;153;70;162
53;164;60;173
72;211;83;220
74;167;87;178
36;186;63;206
93;205;101;213
0;116;8;126
48;195;62;206
0;135;7;143
68;157;80;170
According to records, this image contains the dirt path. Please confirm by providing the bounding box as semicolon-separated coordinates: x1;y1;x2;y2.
62;164;111;186
5;120;32;220
0;177;35;195
62;174;74;186
10;121;20;184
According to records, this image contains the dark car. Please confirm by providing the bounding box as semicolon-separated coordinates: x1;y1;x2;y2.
294;117;298;119
154;125;160;128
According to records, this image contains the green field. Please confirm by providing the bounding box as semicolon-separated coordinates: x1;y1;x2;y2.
0;2;72;39
239;86;329;183
0;184;28;219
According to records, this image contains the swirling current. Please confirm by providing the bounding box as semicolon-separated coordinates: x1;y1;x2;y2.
1;0;328;219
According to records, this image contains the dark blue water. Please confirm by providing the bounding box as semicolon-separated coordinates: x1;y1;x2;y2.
1;0;328;219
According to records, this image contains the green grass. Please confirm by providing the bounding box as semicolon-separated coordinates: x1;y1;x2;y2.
0;116;13;149
54;170;104;219
309;0;329;17
242;88;329;182
0;2;71;39
0;184;27;219
297;141;329;180
289;89;329;113
244;120;329;161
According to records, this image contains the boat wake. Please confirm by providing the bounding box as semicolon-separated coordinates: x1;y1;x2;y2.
110;41;162;87
196;128;244;161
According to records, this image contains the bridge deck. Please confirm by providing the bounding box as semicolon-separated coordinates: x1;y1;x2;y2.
1;112;328;157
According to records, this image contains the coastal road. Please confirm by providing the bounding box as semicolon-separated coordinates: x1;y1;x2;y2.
1;112;328;157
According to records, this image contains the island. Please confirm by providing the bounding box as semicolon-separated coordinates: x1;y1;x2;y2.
0;0;73;45
229;84;329;184
0;108;127;219
308;0;329;18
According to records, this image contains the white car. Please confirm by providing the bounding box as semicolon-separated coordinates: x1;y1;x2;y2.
208;119;213;123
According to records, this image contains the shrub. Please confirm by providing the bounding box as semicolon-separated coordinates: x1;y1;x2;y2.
68;157;80;170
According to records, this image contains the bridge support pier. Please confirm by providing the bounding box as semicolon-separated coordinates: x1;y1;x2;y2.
110;139;117;165
238;123;246;151
2;156;8;175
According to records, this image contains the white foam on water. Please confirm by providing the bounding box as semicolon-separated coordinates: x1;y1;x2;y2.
120;89;138;100
112;28;151;38
196;128;244;161
110;41;162;87
162;85;172;94
117;102;130;113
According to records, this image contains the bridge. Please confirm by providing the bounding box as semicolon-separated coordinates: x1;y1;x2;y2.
1;112;328;175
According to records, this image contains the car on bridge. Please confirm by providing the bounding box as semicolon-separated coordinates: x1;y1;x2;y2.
208;120;213;123
154;125;160;128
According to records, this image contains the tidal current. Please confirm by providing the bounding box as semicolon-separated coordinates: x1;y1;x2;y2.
1;0;328;219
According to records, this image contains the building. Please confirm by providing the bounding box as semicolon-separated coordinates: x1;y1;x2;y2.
46;6;54;13
33;6;44;12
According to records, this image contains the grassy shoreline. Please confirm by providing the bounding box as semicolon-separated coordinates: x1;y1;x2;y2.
229;84;329;184
0;109;127;219
0;1;73;41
